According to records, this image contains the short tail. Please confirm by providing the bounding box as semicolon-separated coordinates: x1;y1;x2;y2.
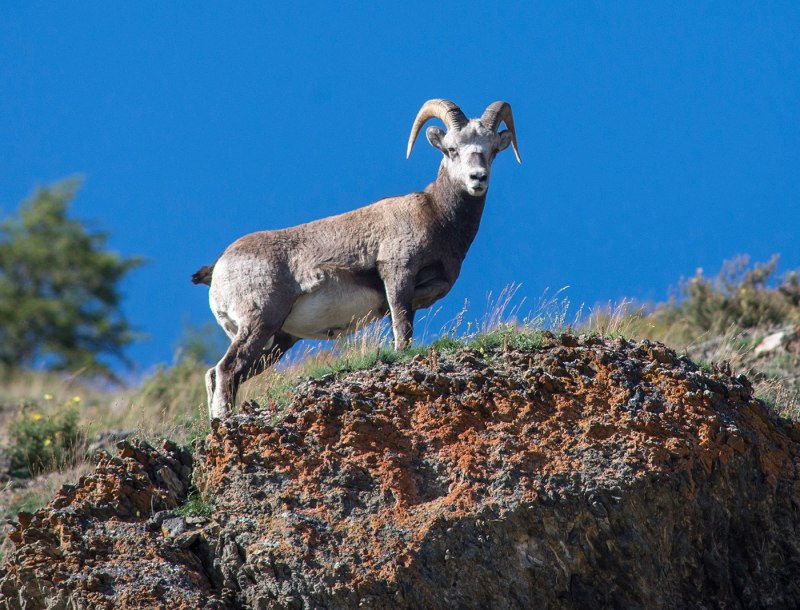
191;264;215;286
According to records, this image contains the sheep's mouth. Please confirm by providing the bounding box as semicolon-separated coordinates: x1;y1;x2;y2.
467;183;488;196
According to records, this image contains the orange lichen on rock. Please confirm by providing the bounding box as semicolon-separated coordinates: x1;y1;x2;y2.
0;441;227;610
3;336;800;609
194;336;800;608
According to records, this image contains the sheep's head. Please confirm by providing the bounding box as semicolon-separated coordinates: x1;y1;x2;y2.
407;99;521;197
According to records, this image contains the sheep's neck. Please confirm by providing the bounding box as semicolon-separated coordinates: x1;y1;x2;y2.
424;165;487;255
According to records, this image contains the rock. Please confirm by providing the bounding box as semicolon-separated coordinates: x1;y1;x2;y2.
0;440;227;610
161;516;187;538
85;429;132;456
156;464;188;499
3;338;800;609
755;330;788;355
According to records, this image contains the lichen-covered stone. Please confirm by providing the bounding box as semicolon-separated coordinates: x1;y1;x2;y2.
0;440;225;610
3;337;800;609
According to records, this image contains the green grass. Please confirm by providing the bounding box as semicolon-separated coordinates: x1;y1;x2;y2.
430;335;467;352
175;491;214;517
6;491;50;516
291;326;548;384
260;373;297;409
465;326;548;355
302;345;409;378
695;360;714;374
278;342;411;386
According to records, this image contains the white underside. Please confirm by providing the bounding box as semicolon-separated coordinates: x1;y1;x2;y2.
282;278;387;340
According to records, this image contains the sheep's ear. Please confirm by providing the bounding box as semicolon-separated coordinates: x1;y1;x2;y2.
496;130;513;152
426;126;447;154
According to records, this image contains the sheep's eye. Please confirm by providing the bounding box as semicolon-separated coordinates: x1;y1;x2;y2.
447;147;457;156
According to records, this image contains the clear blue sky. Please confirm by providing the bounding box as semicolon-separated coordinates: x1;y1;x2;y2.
2;3;799;374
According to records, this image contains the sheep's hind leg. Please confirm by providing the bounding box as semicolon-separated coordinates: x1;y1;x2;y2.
239;331;300;381
210;323;278;419
270;332;299;363
205;368;216;417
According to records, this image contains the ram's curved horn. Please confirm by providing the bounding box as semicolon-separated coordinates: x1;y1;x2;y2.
480;101;521;163
406;99;469;158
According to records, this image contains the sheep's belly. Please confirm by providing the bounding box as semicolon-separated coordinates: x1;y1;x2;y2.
282;281;387;340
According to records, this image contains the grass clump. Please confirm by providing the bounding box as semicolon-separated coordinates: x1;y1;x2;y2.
466;325;548;355
429;335;467;352
695;360;714;374
121;355;209;445
175;490;214;517
302;344;428;379
257;372;297;409
128;357;206;420
6;492;48;516
6;398;83;478
175;452;214;517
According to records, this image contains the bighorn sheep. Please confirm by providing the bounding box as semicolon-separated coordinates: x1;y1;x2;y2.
193;99;521;418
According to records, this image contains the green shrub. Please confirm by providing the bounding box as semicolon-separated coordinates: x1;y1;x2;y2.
613;255;800;347
6;399;81;477
660;255;798;336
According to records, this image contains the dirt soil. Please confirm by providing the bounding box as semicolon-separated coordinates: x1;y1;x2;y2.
2;335;800;609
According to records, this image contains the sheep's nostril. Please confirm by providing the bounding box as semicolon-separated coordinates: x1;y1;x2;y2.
470;171;487;182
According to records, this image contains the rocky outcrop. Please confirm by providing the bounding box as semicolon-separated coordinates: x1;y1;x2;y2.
687;324;800;410
3;335;800;609
0;440;223;610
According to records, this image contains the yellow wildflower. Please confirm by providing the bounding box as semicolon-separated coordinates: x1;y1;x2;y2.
72;396;81;403
32;413;42;421
44;393;53;401
43;438;52;447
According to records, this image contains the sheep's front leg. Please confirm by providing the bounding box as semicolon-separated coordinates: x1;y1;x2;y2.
381;270;415;350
